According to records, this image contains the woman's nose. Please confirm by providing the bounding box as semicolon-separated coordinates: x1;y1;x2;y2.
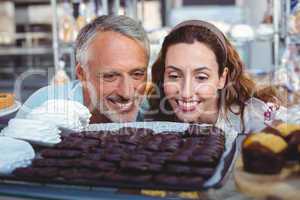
181;78;193;100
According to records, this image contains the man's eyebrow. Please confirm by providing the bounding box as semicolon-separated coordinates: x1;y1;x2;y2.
129;67;147;73
96;70;120;75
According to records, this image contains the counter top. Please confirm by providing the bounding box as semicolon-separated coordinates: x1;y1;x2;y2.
0;172;252;200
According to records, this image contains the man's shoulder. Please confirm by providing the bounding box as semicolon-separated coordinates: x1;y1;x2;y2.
16;81;83;118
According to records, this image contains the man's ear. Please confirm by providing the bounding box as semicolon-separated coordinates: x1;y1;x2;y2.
217;67;228;89
76;63;86;81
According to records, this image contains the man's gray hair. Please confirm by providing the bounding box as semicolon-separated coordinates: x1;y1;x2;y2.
75;15;150;66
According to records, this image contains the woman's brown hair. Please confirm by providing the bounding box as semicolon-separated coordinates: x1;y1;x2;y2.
149;21;277;130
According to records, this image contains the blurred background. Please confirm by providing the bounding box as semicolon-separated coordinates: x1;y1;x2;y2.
0;0;299;104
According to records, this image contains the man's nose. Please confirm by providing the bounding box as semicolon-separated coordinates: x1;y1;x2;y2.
118;75;134;99
181;77;193;100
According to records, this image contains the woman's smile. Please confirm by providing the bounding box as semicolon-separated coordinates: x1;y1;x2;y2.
176;99;200;112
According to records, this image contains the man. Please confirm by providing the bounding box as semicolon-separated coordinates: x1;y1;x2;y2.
16;15;150;123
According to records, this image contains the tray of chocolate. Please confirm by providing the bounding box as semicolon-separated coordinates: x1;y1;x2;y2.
3;122;238;191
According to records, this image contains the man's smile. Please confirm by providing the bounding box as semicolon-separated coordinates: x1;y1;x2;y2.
106;96;136;113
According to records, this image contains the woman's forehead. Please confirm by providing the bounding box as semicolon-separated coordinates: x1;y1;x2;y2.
165;42;219;72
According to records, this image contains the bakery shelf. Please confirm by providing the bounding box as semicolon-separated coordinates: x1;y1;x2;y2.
8;0;50;4
0;47;52;56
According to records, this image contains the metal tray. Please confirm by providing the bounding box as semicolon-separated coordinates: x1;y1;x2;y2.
0;122;238;191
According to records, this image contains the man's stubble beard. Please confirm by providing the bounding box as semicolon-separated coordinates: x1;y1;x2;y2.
96;97;141;123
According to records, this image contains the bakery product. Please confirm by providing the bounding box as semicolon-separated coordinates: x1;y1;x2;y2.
13;125;226;189
242;133;287;174
263;122;300;161
275;123;300;161
0;93;14;110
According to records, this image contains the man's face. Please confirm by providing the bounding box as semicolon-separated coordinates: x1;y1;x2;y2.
77;31;148;122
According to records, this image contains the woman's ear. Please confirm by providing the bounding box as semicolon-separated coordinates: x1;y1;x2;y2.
217;67;228;89
76;63;86;81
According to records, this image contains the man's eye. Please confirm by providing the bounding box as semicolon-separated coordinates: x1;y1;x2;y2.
102;73;118;82
132;71;145;80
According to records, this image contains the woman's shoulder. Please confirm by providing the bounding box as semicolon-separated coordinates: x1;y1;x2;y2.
218;97;281;133
243;97;282;132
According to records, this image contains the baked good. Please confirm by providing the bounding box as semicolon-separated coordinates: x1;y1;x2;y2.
13;125;226;189
0;93;14;110
263;122;300;161
242;133;288;174
41;149;82;158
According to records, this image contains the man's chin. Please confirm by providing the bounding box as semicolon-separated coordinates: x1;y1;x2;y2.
104;111;138;123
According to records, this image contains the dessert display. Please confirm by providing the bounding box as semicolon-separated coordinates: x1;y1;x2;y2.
262;121;300;161
242;133;288;174
236;124;300;200
26;100;91;131
12;125;226;190
0;93;14;110
0;137;35;175
1;119;62;145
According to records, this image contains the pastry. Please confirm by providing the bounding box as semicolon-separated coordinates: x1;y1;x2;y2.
41;149;82;158
154;175;204;187
242;133;287;174
263;122;300;161
0;93;14;110
13;125;225;189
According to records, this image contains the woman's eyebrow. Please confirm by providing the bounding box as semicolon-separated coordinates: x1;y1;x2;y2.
193;66;210;73
165;65;181;71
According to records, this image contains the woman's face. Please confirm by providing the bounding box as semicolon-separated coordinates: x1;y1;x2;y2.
163;41;227;123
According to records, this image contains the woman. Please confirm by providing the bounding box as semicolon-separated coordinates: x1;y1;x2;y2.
149;20;279;133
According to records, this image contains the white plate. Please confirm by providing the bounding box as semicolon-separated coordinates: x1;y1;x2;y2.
0;101;21;118
86;121;238;189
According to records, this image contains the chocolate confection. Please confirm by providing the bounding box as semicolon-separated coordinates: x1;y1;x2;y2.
104;172;153;183
56;137;100;151
263;122;300;161
154;175;204;187
84;152;104;160
33;158;75;168
59;169;103;180
287;132;300;161
242;132;287;174
13;126;225;189
166;164;214;179
41;149;82;158
148;152;172;164
14;167;59;179
120;161;162;172
75;159;116;171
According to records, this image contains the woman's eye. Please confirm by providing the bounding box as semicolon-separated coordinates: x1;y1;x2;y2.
195;75;208;81
167;73;180;80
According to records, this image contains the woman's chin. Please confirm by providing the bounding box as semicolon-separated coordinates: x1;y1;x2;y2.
175;113;199;123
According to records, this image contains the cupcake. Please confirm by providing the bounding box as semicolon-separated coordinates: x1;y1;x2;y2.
266;122;300;161
242;133;288;174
